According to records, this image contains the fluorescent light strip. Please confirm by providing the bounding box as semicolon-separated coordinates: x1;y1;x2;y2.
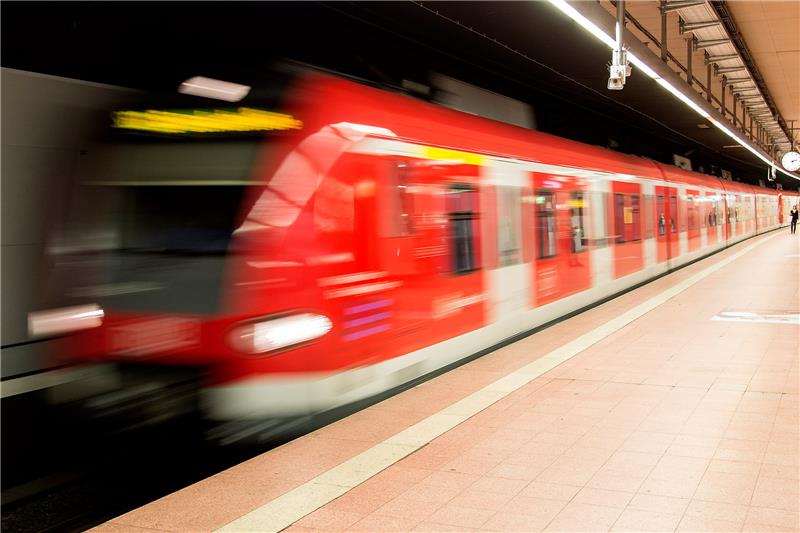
547;0;799;182
548;0;616;48
628;52;659;80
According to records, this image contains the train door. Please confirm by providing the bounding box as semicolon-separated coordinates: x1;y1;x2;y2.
370;158;485;362
686;189;701;252
425;163;485;338
705;191;719;246
724;193;733;240
486;161;530;323
609;180;643;278
531;173;591;306
778;193;784;224
755;195;761;232
736;195;744;236
756;196;761;231
655;185;679;261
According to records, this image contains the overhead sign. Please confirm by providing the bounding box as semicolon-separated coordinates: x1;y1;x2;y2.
112;107;303;134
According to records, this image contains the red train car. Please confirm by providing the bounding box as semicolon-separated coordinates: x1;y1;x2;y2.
33;70;790;439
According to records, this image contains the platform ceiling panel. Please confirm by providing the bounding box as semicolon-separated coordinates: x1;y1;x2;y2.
726;1;799;131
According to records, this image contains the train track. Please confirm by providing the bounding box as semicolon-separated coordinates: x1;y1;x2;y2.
1;414;261;533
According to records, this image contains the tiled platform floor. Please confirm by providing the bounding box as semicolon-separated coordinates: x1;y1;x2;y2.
96;231;799;533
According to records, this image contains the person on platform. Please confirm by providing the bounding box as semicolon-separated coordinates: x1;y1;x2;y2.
791;205;798;234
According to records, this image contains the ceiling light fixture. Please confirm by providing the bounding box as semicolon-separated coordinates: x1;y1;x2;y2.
179;76;251;102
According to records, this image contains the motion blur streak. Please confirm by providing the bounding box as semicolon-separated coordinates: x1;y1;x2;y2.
29;68;798;444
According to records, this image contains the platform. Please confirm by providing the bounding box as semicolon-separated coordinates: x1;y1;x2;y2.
94;231;799;533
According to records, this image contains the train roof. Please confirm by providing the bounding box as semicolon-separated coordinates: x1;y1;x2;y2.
297;73;782;196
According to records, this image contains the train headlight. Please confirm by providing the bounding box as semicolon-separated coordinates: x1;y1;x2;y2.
28;304;104;337
229;313;332;354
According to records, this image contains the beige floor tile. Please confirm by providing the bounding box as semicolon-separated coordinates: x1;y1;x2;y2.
295;508;365;532
758;463;800;481
519;481;582;502
421;470;480;491
743;507;800;531
707;459;761;475
394;483;463;506
500;495;568;520
676;514;744;532
693;470;758;505
683;499;749;528
327;493;397;515
372;497;442;520
572;487;635;509
448;488;515;512
425;505;495;529
589;467;651;493
626;493;689;516
610;508;683;532
489;460;552;481
639;475;702;500
469;476;531;496
481;511;550;532
545;502;624;532
749;476;799;511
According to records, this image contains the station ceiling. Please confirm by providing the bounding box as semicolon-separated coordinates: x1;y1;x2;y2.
399;1;798;187
726;1;799;130
1;1;797;189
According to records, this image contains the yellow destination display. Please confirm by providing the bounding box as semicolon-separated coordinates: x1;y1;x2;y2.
421;146;484;166
112;107;303;134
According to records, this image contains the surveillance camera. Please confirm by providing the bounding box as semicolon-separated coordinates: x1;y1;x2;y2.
607;65;627;91
608;76;624;90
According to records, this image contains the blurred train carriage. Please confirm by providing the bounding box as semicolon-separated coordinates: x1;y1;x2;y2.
34;68;796;442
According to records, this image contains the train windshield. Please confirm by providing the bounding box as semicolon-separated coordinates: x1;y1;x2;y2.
47;133;276;315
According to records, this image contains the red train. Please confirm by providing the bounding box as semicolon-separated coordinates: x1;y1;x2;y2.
34;70;797;437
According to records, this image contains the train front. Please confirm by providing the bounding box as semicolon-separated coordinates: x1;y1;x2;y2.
31;73;355;440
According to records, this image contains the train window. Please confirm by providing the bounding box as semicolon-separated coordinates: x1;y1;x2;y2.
536;190;556;259
497;186;522;266
448;184;479;274
570;190;587;253
631;194;641;241
707;200;716;227
687;195;696;230
669;195;677;233
657;195;666;236
714;200;720;226
614;193;626;244
383;161;415;237
700;197;706;228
